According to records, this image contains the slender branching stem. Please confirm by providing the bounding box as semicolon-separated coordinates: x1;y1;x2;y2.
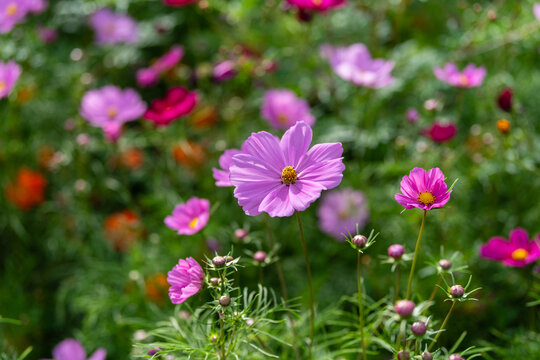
358;252;367;360
394;264;401;304
428;301;456;351
406;210;427;300
296;211;314;359
428;276;443;303
264;214;289;300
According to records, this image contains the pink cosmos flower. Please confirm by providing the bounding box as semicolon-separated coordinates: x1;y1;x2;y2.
229;121;345;217
287;0;346;12
534;4;540;20
144;87;197;126
164;197;210;235
406;108;419;124
480;228;540;267
167;257;204;304
320;43;394;88
88;8;138;45
136;45;184;87
27;0;47;14
213;148;243;187
423;121;457;143
36;25;58;43
261;89;315;130
79;86;146;142
213;60;237;82
434;63;486;88
395;167;451;210
163;0;199;6
45;338;106;360
0;60;22;99
136;68;159;87
0;0;29;34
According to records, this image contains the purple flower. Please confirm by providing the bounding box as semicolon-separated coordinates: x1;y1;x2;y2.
287;0;346;12
136;45;184;87
433;63;486;88
534;3;540;20
261;89;315;130
46;338;106;360
317;188;369;240
480;228;540;267
27;0;47;14
0;60;21;99
36;25;58;43
0;1;29;33
79;86;146;142
406;108;419;124
229;122;345;217
395;167;451;210
89;8;138;45
167;257;204;304
320;43;394;88
136;68;159;88
423;121;457;143
213;60;237;82
213;148;243;187
164;197;210;235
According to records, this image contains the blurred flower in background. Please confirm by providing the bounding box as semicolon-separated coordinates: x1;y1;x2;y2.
163;0;200;7
103;210;143;252
5;167;47;210
45;338;106;360
496;87;513;113
164;197;210;235
145;273;169;305
434;63;486;88
480;228;540;267
261;89;315;130
88;8;139;45
36;24;58;43
190;105;218;129
172;140;206;169
317;188;369;241
406;108;419;124
0;60;21;99
0;0;29;33
286;0;346;12
213;60;237;82
423;121;457;143
137;45;184;87
144;87;197;126
120;147;145;170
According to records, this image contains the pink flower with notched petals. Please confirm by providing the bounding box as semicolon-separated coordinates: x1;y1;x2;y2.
164;197;210;235
144;87;198;126
423;121;457;143
0;0;29;34
79;86;146;142
213;148;243;187
229;121;345;217
45;338;106;360
480;228;540;267
434;63;486;88
395;167;451;211
261;89;315;130
0;60;22;99
89;8;138;45
321;43;394;89
167;257;204;304
287;0;346;12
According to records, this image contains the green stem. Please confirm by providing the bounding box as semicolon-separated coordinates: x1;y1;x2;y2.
358;252;367;360
264;214;289;300
428;276;442;303
428;302;456;351
406;210;427;300
296;211;314;359
394;264;401;304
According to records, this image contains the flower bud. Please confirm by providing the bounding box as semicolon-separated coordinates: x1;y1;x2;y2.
253;251;267;263
388;244;405;260
225;256;234;262
496;87;513;113
219;295;231;307
209;334;218;343
352;235;367;248
212;256;226;267
411;321;427;336
450;285;465;298
397;350;410;360
421;351;433;360
209;277;220;286
448;354;465;360
438;259;452;270
394;300;415;318
148;347;161;356
496;119;510;134
234;228;248;240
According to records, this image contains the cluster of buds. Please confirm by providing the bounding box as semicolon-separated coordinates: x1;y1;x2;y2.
206;253;240;311
442;275;480;303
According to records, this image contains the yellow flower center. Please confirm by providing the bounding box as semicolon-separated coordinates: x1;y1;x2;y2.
313;0;322;5
107;106;118;118
458;74;469;87
281;166;297;185
511;248;528;261
6;3;17;16
277;114;288;124
0;81;5;92
417;191;435;205
189;217;199;229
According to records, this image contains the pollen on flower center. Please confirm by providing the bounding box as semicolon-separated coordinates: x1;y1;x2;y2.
458;74;469;87
189;217;199;229
277;114;288;124
313;0;322;6
0;81;5;92
511;248;528;261
417;191;435;205
6;3;17;16
107;106;118;118
281;166;297;185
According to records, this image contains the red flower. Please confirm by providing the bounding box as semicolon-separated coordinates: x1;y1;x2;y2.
144;87;197;126
104;210;143;252
497;87;513;113
423;122;457;143
5;167;47;210
162;0;199;7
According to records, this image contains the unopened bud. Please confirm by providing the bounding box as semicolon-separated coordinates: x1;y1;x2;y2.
209;334;218;343
388;244;405;259
352;235;367;248
219;295;231;307
397;350;410;360
450;285;465;298
438;259;452;270
394;300;415;318
253;251;267;263
448;354;465;360
234;228;248;240
209;277;220;286
212;256;226;267
421;351;433;360
411;321;427;336
225;256;234;262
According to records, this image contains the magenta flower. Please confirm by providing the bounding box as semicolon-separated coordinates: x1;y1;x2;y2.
480;228;540;267
36;25;58;44
213;60;237;82
0;60;21;99
136;45;184;87
88;8;138;45
406;108;419;124
534;4;540;20
46;338;106;360
27;0;47;14
167;257;204;304
434;63;486;88
287;0;346;12
144;87;198;126
136;68;159;88
423;121;457;143
213;148;243;187
229;122;345;217
261;89;315;130
164;197;210;235
79;86;146;142
395;167;451;210
0;1;29;33
317;188;369;240
320;43;394;88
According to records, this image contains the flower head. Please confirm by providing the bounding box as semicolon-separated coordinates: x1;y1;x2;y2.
423;121;457;143
144;87;198;126
534;3;540;20
165;197;210;235
36;25;58;43
497;87;513;112
261;89;315;130
496;119;511;134
480;228;540;267
0;60;21;99
287;0;346;12
321;43;394;88
406;108;419;124
80;86;146;142
136;45;184;87
395;167;451;210
103;210;143;252
89;8;138;45
434;63;486;88
213;60;237;82
0;1;29;33
213;148;243;187
167;257;204;304
172;140;206;169
5;167;47;210
48;338;106;360
229;122;345;217
317;188;369;240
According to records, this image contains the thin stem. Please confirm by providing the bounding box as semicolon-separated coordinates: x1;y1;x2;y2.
428;302;456;351
357;252;367;360
428;276;443;303
406;210;427;300
219;317;226;360
296;211;314;359
264;214;289;300
394;264;401;304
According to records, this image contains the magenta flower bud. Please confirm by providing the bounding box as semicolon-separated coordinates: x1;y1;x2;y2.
394;300;415;317
225;256;234;262
234;228;248;239
497;87;513;113
406;108;419;124
421;352;433;360
209;277;220;286
448;354;465;360
397;350;410;360
438;259;452;270
411;321;427;336
388;244;405;259
148;347;161;356
212;256;226;267
352;235;367;248
209;334;218;343
450;285;465;298
219;295;231;307
253;251;267;263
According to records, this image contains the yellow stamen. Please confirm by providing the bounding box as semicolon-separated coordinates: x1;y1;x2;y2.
417;191;435;205
277;114;288;124
189;217;199;229
6;3;17;16
281;166;297;185
106;106;118;118
458;74;469;87
511;248;528;261
313;0;322;6
0;81;5;92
